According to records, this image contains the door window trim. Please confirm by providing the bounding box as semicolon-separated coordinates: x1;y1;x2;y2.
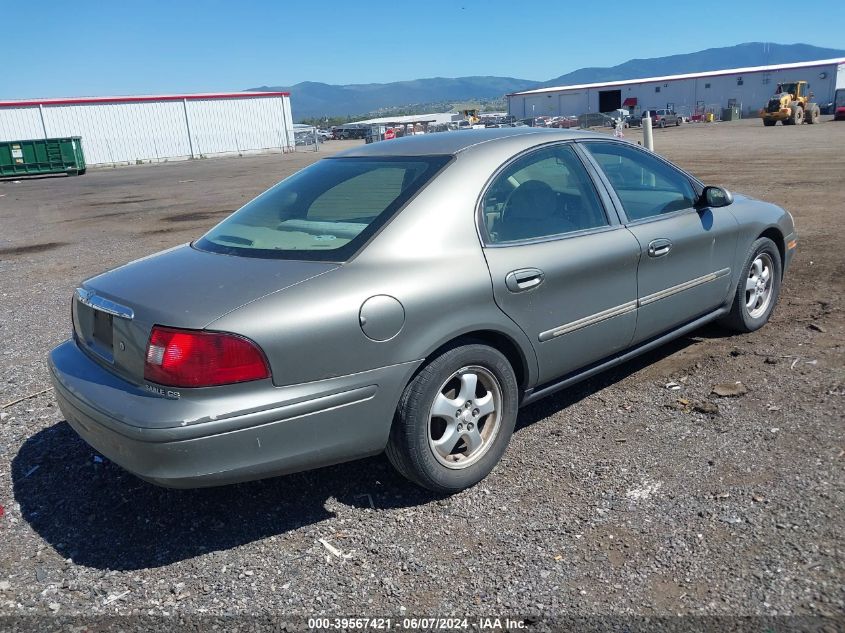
482;223;623;249
475;140;624;248
575;139;704;226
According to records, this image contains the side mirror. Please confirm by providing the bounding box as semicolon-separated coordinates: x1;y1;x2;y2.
699;185;734;208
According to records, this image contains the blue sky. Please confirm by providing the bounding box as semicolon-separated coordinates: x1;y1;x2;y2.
2;1;843;98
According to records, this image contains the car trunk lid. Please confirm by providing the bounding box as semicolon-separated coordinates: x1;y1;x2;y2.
73;244;338;385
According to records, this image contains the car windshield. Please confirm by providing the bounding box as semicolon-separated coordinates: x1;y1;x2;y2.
194;155;451;261
836;90;845;107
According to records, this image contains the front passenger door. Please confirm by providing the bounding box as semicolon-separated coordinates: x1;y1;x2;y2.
582;141;739;344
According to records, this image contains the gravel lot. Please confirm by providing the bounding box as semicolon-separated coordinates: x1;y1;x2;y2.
0;121;842;628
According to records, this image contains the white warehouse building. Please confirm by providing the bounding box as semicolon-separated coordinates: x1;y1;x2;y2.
507;58;845;120
0;91;295;166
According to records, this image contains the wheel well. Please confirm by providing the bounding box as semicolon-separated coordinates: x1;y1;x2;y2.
759;227;785;276
426;330;529;391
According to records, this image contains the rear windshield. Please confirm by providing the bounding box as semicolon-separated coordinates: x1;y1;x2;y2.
194;155;451;260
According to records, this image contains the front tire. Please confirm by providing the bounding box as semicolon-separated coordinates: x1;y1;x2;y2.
719;237;782;333
386;343;518;493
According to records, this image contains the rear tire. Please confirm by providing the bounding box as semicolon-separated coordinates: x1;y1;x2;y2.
386;343;518;493
719;237;782;333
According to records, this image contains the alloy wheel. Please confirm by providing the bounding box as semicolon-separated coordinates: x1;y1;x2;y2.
428;366;503;469
745;252;775;319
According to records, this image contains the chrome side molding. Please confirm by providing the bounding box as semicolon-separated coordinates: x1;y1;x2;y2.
75;288;135;320
538;268;731;341
638;268;730;307
539;301;637;341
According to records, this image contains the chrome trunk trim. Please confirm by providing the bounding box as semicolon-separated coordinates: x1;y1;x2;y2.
75;288;135;320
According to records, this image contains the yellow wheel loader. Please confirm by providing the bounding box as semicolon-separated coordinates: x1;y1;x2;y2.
760;81;820;126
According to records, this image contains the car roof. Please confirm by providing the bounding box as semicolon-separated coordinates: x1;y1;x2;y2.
333;127;606;157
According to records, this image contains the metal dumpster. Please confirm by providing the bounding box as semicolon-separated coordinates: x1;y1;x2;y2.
0;137;86;177
721;106;741;121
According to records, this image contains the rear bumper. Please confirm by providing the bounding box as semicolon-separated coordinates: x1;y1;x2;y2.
48;340;420;488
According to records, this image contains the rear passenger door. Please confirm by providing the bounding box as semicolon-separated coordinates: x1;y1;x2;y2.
480;142;641;385
581;141;738;344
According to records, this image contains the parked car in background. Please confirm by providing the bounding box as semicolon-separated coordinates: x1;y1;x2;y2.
550;116;579;129
652;109;682;127
50;128;796;493
294;131;321;146
332;125;368;140
578;112;616;128
602;109;630;128
628;109;682;127
627;111;645;126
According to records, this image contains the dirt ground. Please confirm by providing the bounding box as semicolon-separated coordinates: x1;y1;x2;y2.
0;119;842;627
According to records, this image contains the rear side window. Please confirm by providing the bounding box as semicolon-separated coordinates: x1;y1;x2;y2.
583;142;696;221
480;144;608;243
195;156;451;260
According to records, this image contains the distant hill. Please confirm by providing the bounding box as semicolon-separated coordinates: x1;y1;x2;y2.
250;76;536;121
251;43;845;120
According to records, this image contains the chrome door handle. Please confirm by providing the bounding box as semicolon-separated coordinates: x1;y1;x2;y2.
505;268;545;292
647;239;672;258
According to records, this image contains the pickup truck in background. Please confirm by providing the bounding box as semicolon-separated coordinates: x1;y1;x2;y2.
628;109;682;127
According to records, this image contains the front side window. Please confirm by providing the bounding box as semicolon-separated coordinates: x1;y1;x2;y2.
480;144;608;244
583;142;697;222
195;156;450;260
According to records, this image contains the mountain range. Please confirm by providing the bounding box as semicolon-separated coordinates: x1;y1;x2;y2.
249;42;845;120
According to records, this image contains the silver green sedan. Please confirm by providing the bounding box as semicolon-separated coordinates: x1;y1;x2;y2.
48;128;797;493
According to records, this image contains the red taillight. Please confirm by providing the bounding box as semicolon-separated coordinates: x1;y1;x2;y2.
144;326;270;388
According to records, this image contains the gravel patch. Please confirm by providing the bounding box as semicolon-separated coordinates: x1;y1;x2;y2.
0;126;842;626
